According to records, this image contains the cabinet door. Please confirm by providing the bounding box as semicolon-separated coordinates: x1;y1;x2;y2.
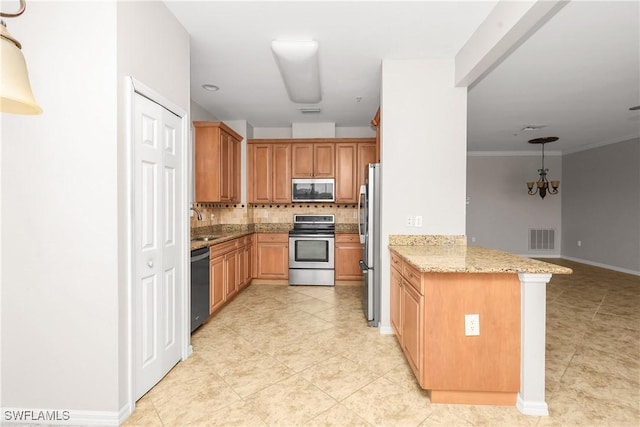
194;125;222;202
256;234;289;279
314;143;335;177
402;280;423;380
272;144;291;202
219;131;232;201
357;143;377;191
335;143;357;203
231;135;241;203
249;144;272;203
291;143;313;177
335;234;363;280
225;249;238;299
390;267;402;339
210;255;225;314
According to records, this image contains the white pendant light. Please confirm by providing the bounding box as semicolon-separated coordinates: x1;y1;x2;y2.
271;40;321;104
0;0;42;115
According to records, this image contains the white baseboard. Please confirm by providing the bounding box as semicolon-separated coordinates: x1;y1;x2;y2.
561;256;640;276
516;394;549;416
1;407;122;426
379;325;394;335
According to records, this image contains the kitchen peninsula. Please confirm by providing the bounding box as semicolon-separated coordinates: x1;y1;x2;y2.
388;235;572;416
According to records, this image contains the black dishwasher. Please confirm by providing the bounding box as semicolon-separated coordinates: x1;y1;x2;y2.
190;247;210;333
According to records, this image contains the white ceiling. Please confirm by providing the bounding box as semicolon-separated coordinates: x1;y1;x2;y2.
165;1;640;153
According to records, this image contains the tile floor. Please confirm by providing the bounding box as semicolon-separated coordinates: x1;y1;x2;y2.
124;259;639;426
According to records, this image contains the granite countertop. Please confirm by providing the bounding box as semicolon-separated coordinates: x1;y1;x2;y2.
389;236;572;274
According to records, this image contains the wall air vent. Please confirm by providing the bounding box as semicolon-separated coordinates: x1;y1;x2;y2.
529;229;555;250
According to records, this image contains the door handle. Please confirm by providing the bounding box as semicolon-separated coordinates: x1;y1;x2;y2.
147;260;154;268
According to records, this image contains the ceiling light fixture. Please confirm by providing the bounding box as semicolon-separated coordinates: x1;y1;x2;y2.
526;137;560;199
271;40;321;104
521;125;547;131
0;0;41;114
202;84;219;92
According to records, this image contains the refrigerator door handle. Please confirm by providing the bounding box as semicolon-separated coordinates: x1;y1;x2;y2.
357;184;366;244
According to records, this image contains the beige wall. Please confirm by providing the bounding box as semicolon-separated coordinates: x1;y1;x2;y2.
191;204;358;229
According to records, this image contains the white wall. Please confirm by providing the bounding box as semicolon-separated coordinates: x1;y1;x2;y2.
0;0;190;420
1;1;119;411
380;59;467;330
117;0;191;414
466;153;562;256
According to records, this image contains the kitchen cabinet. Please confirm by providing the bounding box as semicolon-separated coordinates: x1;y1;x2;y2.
371;108;381;163
255;233;289;279
247;142;291;203
335;141;377;203
335;233;363;280
239;235;253;289
209;254;225;314
390;251;423;379
357;142;377;192
292;142;334;178
334;144;357;203
389;249;521;405
194;121;242;203
209;235;253;316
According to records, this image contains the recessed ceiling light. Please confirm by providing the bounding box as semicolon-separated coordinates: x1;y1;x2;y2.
202;84;219;91
629;105;640;111
521;125;547;131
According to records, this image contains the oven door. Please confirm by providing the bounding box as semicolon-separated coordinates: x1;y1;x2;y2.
289;235;335;269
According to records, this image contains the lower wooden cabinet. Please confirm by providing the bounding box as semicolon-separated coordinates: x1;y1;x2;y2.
389;249;521;405
209;254;225;314
209;235;253;316
255;233;289;279
335;233;363;280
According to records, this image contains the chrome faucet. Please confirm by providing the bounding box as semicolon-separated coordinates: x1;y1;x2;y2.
190;205;203;221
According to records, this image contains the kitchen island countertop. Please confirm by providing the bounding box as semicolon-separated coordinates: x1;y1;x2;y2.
389;236;572;275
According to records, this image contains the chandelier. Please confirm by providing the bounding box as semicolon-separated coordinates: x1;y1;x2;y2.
526;137;559;199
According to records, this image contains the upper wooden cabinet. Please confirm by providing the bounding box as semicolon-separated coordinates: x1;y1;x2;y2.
248;138;377;203
371;108;381;163
335;140;377;203
194;121;242;203
247;142;292;203
292;142;334;178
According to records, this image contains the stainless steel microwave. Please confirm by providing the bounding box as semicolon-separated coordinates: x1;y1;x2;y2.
292;178;335;202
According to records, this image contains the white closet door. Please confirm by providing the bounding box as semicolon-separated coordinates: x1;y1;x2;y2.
133;92;183;400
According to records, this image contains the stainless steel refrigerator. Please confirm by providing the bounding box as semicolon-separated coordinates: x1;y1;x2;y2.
358;163;381;327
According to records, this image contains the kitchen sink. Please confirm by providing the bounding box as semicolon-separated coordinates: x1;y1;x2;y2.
193;235;220;241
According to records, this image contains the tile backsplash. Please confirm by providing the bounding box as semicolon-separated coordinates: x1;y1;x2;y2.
191;203;357;228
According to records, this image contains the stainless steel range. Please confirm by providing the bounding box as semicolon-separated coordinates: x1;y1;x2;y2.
288;214;335;286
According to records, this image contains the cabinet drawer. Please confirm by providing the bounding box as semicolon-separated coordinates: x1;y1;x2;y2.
257;232;289;243
390;252;403;272
403;261;423;295
210;239;238;257
335;233;360;243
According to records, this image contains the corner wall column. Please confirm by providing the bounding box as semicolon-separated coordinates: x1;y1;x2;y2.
517;272;552;415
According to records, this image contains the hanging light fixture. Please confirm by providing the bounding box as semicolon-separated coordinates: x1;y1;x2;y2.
1;0;42;115
526;137;560;199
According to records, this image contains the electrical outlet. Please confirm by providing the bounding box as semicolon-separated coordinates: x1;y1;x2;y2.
577;240;582;247
464;314;480;336
406;215;413;227
415;215;423;227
